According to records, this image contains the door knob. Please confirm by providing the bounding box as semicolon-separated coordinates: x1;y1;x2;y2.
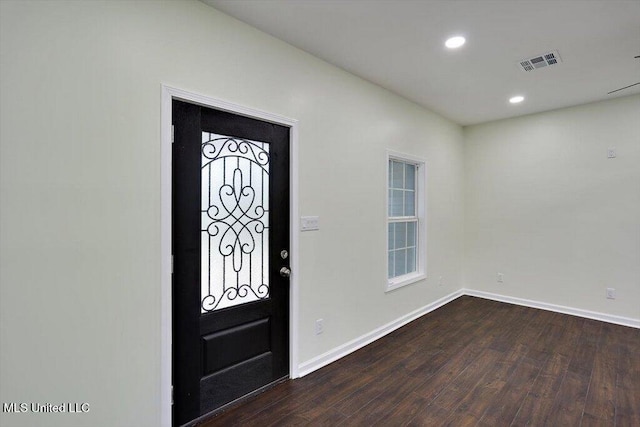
279;267;291;278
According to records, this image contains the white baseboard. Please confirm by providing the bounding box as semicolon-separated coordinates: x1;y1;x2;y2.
296;287;639;378
297;290;463;377
461;288;640;329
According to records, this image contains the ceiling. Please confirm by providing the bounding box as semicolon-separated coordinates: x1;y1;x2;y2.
204;0;640;126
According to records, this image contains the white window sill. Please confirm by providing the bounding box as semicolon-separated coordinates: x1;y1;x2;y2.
386;272;426;293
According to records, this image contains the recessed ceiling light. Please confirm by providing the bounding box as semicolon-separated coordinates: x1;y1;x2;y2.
509;95;525;104
445;36;466;49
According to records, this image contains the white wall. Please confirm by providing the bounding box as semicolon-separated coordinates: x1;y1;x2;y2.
464;95;640;320
0;1;464;426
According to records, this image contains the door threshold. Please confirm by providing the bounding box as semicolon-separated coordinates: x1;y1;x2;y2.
184;376;290;427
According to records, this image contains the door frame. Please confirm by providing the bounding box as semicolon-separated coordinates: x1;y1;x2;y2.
160;85;300;427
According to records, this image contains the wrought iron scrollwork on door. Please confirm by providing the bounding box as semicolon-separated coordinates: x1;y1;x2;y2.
200;134;270;312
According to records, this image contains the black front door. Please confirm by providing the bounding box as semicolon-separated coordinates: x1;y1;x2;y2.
172;99;290;426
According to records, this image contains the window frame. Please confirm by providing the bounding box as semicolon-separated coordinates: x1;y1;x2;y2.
385;150;427;292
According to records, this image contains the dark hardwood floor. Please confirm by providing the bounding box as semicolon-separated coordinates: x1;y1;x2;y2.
200;296;640;426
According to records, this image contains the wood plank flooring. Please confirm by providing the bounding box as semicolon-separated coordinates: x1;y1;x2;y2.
199;296;640;426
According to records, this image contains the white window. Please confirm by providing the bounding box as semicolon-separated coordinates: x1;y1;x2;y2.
386;151;426;291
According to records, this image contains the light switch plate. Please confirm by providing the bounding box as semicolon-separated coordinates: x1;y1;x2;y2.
301;216;320;231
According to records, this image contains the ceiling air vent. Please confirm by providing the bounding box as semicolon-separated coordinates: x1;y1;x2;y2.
519;50;562;72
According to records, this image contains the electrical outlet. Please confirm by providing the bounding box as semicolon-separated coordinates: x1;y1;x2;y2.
497;273;504;283
607;148;616;159
606;288;616;299
438;276;443;286
315;319;324;335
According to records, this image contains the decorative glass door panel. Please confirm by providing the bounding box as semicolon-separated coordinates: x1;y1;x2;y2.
201;132;270;312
